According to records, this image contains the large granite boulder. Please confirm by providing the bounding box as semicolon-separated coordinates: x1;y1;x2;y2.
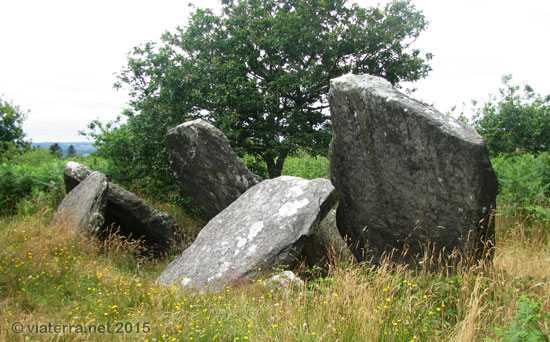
329;74;498;263
54;171;108;236
156;176;338;290
59;162;185;252
64;161;92;193
166;119;262;219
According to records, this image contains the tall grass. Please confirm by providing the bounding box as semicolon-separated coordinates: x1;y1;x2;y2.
0;199;548;341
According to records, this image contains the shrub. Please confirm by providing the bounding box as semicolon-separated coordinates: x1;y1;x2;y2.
491;153;550;223
0;149;64;215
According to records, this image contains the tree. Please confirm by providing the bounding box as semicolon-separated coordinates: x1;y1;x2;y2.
49;143;62;158
66;144;77;157
96;0;431;188
472;75;550;156
1;96;29;157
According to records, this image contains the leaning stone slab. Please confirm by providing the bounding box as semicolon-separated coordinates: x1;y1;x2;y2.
54;171;108;236
329;74;498;263
156;176;337;291
60;161;185;252
64;161;92;193
166;119;262;219
104;183;182;252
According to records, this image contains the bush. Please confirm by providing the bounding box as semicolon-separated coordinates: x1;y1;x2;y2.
281;151;330;180
491;153;550;223
0;148;65;215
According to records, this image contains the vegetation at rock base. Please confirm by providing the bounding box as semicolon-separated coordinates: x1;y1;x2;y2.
0;147;549;341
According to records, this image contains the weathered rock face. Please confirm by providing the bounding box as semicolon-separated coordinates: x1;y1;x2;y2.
166;119;262;219
54;171;108;236
59;162;185;252
63;161;92;193
307;209;353;263
104;183;182;251
157;176;337;291
329;74;498;263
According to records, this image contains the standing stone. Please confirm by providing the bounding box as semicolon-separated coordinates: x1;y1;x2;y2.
63;161;92;193
54;171;108;236
329;74;498;263
166;119;262;219
156;176;337;291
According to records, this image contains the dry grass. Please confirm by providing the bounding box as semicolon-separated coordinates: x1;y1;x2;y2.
0;204;549;341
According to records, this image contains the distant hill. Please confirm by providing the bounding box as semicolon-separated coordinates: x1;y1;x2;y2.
31;142;97;157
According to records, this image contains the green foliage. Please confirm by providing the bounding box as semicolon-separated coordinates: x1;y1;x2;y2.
66;144;77;157
0;148;65;215
281;150;330;179
473;75;550;156
49;142;63;158
0;96;29;158
88;0;431;196
491;153;550;223
490;295;549;342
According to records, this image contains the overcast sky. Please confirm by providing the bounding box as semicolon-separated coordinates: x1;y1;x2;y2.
1;0;549;142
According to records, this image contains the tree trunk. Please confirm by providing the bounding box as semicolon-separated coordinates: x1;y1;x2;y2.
264;150;288;178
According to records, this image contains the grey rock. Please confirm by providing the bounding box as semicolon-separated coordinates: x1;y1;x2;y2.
263;271;304;287
166;119;262;219
60;161;185;252
156;176;337;290
104;183;183;252
63;161;92;193
307;209;353;264
329;74;498;263
54;171;108;236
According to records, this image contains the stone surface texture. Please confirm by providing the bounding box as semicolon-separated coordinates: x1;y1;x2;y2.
157;176;337;290
329;74;498;262
63;161;92;193
166;119;262;219
308;209;353;263
54;171;108;236
263;271;304;287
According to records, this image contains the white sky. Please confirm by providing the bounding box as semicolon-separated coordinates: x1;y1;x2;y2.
1;0;549;142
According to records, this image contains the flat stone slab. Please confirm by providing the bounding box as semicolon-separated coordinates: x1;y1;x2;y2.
329;74;498;262
157;176;337;291
54;171;108;236
166;119;262;219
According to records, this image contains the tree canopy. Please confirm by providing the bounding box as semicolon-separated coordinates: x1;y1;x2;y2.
0;96;29;158
472;75;550;156
49;143;62;158
89;0;432;191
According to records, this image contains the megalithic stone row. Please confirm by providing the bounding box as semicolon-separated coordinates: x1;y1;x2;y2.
156;176;338;291
166;119;262;219
328;74;498;263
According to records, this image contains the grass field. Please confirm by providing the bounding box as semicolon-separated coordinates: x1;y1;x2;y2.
0;196;548;341
0;151;549;341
